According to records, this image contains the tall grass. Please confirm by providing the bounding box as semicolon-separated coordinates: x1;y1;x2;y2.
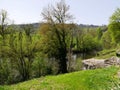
0;66;119;90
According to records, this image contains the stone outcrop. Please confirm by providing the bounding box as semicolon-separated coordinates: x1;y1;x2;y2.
82;56;120;70
105;56;120;65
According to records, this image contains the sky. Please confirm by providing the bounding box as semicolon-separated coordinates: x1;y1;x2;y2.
0;0;120;25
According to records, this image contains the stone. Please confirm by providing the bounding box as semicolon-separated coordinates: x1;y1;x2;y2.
82;58;105;70
105;56;120;65
82;56;120;70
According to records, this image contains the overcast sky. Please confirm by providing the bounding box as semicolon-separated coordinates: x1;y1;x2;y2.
0;0;120;25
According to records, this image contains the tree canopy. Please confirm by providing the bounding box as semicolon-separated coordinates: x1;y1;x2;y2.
108;8;120;43
40;0;75;73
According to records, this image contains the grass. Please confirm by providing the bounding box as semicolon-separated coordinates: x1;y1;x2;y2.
95;49;116;59
0;66;119;90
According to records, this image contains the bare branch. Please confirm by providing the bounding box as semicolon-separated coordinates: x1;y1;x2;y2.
41;0;73;24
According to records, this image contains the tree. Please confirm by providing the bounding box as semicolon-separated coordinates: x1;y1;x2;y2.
97;27;103;40
41;0;74;73
108;8;120;43
109;8;120;23
6;25;40;81
101;31;115;49
0;10;9;41
0;10;43;84
0;10;11;84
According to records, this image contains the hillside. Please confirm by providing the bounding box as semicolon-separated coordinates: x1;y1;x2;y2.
16;23;106;30
0;66;119;90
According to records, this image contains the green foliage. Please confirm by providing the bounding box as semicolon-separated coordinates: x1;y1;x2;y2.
101;30;116;49
74;57;82;71
32;55;58;77
41;0;75;73
9;25;40;81
108;22;120;43
1;66;119;90
110;8;120;23
108;8;120;44
78;34;101;52
0;59;11;84
0;10;14;84
97;27;103;40
1;3;120;87
0;24;43;84
75;27;103;59
96;49;116;59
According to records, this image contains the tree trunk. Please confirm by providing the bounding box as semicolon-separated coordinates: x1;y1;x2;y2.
58;58;67;74
57;47;68;74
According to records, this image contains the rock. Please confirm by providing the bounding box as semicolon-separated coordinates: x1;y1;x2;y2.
105;56;120;65
82;56;120;70
82;58;105;70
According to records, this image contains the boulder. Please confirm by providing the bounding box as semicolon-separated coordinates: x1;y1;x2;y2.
82;58;105;70
105;56;120;65
82;56;120;70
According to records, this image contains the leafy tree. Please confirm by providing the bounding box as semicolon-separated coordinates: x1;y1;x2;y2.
3;25;40;81
0;10;50;84
76;30;102;59
40;0;74;73
14;25;39;81
108;22;120;43
101;31;115;49
109;8;120;23
0;10;8;41
0;10;11;84
81;34;99;51
97;27;103;40
108;8;120;43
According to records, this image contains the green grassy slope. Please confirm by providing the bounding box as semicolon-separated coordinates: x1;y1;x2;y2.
96;49;116;59
1;66;119;90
